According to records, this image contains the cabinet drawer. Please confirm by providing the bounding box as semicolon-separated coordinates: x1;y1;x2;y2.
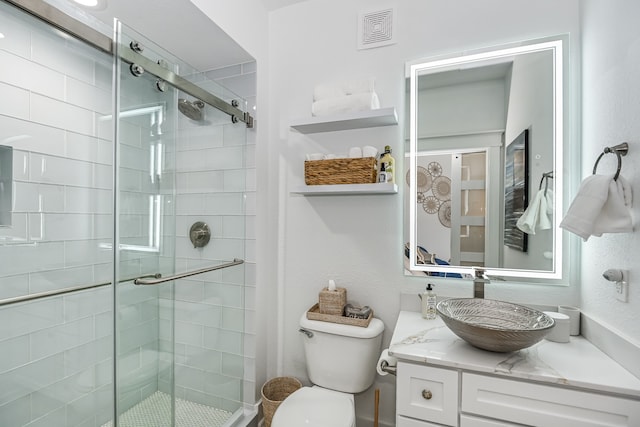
398;415;446;427
397;362;459;426
460;414;518;427
462;373;640;427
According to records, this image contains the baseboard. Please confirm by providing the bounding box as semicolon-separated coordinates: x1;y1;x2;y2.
355;416;395;427
581;312;640;379
228;402;259;427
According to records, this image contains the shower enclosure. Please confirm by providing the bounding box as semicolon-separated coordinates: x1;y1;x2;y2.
0;1;255;426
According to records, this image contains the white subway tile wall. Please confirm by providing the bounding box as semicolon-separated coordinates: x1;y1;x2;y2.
160;61;257;412
0;3;115;426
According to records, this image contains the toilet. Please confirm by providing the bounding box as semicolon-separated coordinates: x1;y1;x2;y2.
271;312;384;427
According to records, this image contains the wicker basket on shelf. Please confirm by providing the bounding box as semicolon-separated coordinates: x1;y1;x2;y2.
304;157;377;185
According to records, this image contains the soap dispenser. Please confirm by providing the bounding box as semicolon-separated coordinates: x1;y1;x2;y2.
421;283;437;320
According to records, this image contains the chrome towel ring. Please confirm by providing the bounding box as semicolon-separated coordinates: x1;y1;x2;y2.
539;171;554;196
592;142;629;181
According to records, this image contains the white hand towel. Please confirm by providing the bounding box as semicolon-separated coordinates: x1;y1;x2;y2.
592;175;633;237
559;174;611;240
311;92;380;117
517;189;553;235
560;174;633;241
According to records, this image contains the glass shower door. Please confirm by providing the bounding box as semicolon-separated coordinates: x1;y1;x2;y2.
113;20;248;427
113;21;178;427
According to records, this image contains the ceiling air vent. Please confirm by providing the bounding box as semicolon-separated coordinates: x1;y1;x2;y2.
358;7;396;50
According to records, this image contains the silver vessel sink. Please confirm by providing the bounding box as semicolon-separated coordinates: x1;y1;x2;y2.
436;298;555;352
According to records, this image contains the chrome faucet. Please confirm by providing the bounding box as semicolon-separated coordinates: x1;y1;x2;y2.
473;269;490;299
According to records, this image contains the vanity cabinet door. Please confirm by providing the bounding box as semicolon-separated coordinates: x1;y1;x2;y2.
397;362;459;427
462;373;640;427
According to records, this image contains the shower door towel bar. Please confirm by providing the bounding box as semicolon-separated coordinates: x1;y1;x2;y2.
0;273;162;307
133;258;244;286
118;45;254;128
0;259;245;306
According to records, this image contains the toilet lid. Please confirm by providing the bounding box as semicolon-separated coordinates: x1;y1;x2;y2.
271;387;355;427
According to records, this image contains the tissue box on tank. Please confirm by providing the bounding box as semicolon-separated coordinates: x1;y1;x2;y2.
318;287;347;315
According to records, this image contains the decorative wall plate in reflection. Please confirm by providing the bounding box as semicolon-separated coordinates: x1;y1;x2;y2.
432;176;451;200
427;161;443;177
438;200;452;228
406;166;432;192
423;196;440;214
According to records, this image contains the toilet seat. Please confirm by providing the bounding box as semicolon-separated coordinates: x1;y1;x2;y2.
271;386;355;427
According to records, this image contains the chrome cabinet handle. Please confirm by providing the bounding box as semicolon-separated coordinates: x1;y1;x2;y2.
422;389;433;400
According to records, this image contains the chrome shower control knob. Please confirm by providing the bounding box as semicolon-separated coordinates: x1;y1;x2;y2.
189;222;211;248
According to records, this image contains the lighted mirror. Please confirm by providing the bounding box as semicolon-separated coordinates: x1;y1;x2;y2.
405;37;565;280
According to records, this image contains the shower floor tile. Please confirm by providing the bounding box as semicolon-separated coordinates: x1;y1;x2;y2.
102;391;232;427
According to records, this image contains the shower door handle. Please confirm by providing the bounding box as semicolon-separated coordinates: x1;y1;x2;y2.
134;258;244;285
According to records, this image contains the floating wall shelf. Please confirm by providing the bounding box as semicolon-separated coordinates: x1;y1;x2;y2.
290;107;398;133
291;182;398;196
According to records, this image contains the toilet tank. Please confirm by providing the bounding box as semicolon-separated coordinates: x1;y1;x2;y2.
299;312;384;393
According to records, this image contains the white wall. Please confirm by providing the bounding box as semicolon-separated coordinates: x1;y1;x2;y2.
268;1;580;425
503;51;554;271
580;0;640;345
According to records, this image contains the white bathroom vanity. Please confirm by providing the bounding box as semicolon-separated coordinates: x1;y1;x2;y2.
389;311;640;427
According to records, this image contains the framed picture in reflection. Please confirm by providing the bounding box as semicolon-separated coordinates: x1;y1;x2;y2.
504;129;529;252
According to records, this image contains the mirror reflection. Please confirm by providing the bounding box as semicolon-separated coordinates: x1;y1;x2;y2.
405;38;564;279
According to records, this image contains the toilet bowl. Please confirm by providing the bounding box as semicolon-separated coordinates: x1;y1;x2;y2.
271;386;355;427
270;312;384;427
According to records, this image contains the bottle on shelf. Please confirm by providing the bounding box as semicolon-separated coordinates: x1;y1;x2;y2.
377;162;387;183
378;145;395;183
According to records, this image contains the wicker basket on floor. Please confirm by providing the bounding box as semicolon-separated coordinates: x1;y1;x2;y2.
261;376;302;427
304;157;377;185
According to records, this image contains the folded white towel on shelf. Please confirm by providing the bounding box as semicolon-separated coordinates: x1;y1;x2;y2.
560;174;633;241
313;77;376;101
344;77;376;95
313;84;346;101
311;92;380;117
517;189;554;235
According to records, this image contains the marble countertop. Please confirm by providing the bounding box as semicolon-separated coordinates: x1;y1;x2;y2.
389;311;640;398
